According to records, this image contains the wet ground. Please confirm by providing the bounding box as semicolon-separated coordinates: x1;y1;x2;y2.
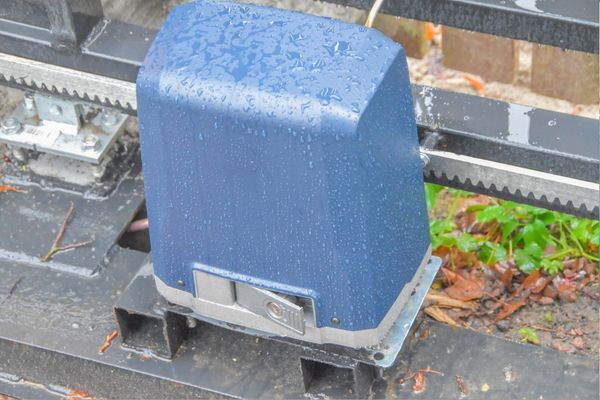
428;190;599;359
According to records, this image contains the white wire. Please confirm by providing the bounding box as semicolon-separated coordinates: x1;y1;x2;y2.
364;0;385;28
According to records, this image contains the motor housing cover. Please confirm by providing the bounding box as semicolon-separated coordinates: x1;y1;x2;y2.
137;0;430;347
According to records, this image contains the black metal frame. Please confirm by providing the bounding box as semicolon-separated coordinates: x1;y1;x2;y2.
0;0;597;82
326;0;599;53
0;0;155;81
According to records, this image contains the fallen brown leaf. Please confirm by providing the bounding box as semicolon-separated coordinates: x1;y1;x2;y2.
445;276;483;301
496;298;527;320
513;270;540;297
424;306;458;326
440;267;460;285
425;22;438;42
543;284;558;299
531;275;553;294
571;337;585;349
426;291;476;310
496;265;514;292
463;74;485;95
551;340;574;353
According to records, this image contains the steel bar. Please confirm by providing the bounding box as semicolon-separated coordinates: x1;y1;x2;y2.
0;17;155;82
412;85;600;184
320;0;599;53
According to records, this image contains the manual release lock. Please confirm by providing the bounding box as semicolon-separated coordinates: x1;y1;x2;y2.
236;284;306;335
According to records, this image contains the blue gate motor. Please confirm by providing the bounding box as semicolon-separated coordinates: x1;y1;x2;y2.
137;0;434;349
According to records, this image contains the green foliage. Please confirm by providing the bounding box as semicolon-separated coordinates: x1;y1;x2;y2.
518;327;539;344
426;183;599;274
424;184;444;210
544;311;553;324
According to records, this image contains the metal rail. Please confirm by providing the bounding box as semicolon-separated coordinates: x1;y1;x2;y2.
323;0;599;53
0;0;155;81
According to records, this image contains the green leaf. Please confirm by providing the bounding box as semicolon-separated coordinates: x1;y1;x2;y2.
479;241;508;263
476;205;504;223
544;312;554;324
431;233;456;250
518;327;539;344
537;211;558;225
501;220;520;242
429;219;454;235
591;224;600;247
447;187;470;197
570;219;596;246
424;183;444;210
522;219;550;249
540;259;563;275
515;248;539;273
455;233;479;252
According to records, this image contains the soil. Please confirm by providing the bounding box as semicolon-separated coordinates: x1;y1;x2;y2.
427;190;599;359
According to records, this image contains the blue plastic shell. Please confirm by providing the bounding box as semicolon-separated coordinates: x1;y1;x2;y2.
137;0;430;331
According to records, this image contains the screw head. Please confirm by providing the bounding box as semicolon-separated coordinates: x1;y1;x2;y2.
177;279;185;287
1;117;22;135
266;301;283;319
49;104;63;116
81;134;100;151
331;317;340;325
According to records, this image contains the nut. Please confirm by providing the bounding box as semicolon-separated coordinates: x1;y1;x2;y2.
1;117;22;135
81;134;100;151
100;109;119;127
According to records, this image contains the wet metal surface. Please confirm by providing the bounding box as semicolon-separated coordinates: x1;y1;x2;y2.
0;165;144;277
321;0;599;53
413;85;599;184
0;249;597;400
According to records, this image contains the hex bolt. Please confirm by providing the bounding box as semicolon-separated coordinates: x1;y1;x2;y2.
266;301;283;319
1;117;22;135
100;109;119;127
81;134;100;151
419;152;430;168
186;316;198;329
24;93;35;112
49;104;63;116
